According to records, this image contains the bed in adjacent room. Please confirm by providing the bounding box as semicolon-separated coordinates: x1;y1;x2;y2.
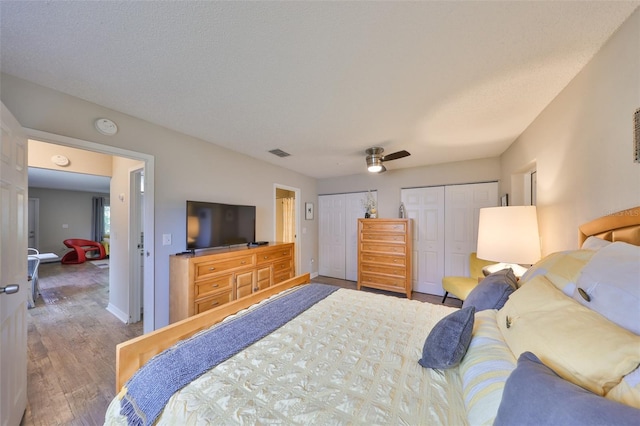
105;206;640;425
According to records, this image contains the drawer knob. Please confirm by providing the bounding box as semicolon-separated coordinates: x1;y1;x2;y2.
209;267;215;271
240;261;246;264
211;284;219;288
263;256;269;259
211;301;219;307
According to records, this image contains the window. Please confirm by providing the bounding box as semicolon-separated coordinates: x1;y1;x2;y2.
104;204;111;235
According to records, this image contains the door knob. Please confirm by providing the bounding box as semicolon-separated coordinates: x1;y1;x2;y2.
1;284;19;295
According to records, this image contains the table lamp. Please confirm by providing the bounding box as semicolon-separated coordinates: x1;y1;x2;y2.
476;206;541;277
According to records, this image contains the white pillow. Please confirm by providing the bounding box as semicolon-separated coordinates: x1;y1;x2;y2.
573;241;640;335
580;236;612;251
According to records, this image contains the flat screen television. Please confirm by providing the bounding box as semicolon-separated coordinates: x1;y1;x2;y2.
186;200;256;250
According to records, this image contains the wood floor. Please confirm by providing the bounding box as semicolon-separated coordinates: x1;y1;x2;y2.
22;261;143;426
21;266;459;425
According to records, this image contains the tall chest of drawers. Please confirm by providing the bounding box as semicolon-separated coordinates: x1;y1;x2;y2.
357;218;412;299
169;242;294;323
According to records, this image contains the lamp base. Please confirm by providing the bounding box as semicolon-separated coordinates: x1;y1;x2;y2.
482;262;529;278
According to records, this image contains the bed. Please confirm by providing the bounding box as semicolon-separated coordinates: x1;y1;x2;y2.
105;206;640;425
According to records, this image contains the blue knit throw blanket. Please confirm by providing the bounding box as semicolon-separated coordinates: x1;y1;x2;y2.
119;283;339;426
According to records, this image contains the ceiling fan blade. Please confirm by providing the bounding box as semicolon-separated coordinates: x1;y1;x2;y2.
381;150;410;162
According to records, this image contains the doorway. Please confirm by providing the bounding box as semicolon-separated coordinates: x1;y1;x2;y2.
26;129;155;333
274;184;300;275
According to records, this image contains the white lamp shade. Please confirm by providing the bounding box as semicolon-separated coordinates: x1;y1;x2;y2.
477;206;541;265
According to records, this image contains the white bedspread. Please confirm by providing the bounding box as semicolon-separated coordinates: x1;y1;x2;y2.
105;288;466;425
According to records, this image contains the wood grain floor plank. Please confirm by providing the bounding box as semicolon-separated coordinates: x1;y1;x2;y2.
22;261;143;426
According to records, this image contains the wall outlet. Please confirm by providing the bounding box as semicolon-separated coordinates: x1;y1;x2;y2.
162;234;172;246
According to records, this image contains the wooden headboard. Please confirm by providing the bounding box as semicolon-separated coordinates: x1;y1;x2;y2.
578;206;640;246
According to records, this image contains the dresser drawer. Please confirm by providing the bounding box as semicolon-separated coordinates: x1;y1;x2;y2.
360;263;407;277
257;247;292;265
360;242;407;255
360;272;406;289
273;264;293;284
360;221;407;233
360;232;408;244
195;290;233;314
195;274;233;299
360;254;406;267
195;255;255;279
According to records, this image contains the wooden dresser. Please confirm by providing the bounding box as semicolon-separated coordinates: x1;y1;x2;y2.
357;218;412;299
169;242;294;323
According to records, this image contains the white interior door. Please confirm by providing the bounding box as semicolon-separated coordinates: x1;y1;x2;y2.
0;102;28;425
401;186;445;294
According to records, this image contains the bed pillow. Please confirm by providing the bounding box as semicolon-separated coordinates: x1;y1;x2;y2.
418;306;475;370
496;275;640;395
581;235;612;250
458;310;517;425
519;249;595;295
572;241;640;335
462;268;517;311
494;352;640;426
606;366;640;409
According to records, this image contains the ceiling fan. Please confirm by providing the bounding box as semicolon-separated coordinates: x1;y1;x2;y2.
365;147;411;173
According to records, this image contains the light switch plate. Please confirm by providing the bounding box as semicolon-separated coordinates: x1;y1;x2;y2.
162;234;171;246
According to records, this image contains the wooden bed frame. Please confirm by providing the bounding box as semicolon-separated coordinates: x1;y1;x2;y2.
115;273;311;391
578;205;640;246
115;206;640;392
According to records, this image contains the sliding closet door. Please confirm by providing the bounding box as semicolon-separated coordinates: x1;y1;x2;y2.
444;182;498;277
401;187;445;294
318;194;346;279
345;193;368;281
319;191;374;281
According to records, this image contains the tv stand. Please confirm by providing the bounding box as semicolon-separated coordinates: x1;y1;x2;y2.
169;242;294;323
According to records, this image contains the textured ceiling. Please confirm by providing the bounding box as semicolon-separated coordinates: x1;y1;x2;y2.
1;1;638;179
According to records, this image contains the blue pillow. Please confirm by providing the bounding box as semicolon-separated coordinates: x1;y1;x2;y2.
494;352;640;426
463;268;517;311
418;306;475;370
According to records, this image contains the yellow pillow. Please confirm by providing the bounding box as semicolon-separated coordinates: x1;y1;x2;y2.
519;250;595;294
606;366;640;409
497;275;640;395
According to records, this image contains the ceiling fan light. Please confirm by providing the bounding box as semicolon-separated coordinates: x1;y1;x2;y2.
366;154;383;173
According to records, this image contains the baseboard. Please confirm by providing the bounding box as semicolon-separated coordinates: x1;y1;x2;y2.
310;271;319;279
106;303;129;324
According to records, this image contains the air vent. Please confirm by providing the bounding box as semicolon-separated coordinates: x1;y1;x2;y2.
269;149;291;158
634;108;639;163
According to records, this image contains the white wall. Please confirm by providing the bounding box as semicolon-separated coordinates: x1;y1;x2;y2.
501;8;640;255
27;187;109;255
318;157;501;218
1;73;319;329
28;139;113;177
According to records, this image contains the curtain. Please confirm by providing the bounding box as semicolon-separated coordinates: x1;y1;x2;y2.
282;197;295;243
92;196;105;242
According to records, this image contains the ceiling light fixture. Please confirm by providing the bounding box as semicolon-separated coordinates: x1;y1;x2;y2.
366;147;384;173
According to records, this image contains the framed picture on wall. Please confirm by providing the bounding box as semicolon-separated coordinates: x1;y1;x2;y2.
305;202;314;220
501;194;509;206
